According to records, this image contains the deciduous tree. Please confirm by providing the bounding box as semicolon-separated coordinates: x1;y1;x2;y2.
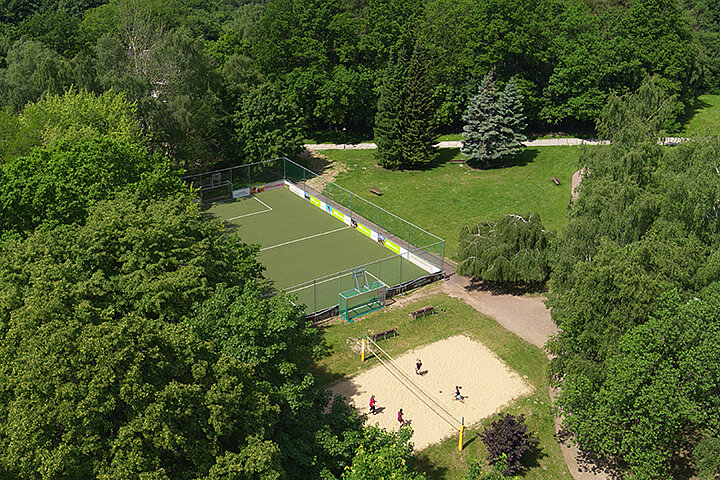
457;213;551;287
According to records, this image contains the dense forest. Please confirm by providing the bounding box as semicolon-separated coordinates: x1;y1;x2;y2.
1;0;720;479
1;0;719;171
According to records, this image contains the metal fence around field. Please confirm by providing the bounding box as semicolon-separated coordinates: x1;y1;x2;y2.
183;157;446;319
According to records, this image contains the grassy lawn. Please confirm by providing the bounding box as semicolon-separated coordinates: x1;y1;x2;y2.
320;147;579;258
315;291;572;480
680;94;720;137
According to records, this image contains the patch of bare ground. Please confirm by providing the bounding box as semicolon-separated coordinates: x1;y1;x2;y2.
298;150;348;191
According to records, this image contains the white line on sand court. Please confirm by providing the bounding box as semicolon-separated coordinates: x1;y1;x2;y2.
227;196;273;221
259;226;350;252
331;335;533;450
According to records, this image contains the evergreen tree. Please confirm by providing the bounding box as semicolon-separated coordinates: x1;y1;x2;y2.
401;46;438;168
461;73;526;168
374;57;405;169
498;77;527;156
374;46;438;170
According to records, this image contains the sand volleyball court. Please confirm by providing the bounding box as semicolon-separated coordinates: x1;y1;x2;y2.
331;335;533;450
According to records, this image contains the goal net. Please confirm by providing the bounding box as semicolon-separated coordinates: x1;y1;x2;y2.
200;180;232;203
339;280;387;321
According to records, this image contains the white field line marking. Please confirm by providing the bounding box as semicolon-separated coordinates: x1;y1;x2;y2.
252;194;273;210
227;195;272;221
259;226;349;252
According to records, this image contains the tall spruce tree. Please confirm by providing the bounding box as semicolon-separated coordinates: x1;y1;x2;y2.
401;46;438;168
461;73;526;168
374;46;437;169
499;77;527;155
374;57;405;169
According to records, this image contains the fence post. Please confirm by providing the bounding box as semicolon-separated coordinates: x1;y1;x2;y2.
441;241;445;274
247;164;251;187
407;224;411;256
313;279;317;313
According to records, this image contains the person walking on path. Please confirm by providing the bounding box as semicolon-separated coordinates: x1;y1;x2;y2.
369;395;377;415
415;358;422;375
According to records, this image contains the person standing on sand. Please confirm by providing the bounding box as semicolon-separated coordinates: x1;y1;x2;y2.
452;385;464;402
415;358;422;375
397;408;407;427
369;395;377;414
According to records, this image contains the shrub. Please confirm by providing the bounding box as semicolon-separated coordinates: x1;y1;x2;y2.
479;413;538;475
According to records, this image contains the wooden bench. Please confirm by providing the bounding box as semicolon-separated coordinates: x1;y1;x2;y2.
371;328;397;341
370;187;383;195
551;176;561;186
449;160;466;164
411;306;435;319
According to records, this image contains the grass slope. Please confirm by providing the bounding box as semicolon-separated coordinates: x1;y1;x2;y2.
315;291;572;480
680;94;720;137
321;147;579;258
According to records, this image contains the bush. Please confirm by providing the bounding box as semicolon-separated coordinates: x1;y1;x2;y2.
479;413;538;475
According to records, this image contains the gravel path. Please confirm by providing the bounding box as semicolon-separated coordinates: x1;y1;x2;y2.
305;138;609;150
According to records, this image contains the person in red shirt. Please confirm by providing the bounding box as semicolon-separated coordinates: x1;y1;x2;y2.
397;408;407;427
369;395;377;415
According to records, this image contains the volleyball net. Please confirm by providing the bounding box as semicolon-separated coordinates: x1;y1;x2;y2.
364;336;462;431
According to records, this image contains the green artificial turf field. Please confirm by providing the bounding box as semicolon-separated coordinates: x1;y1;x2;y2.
202;187;429;313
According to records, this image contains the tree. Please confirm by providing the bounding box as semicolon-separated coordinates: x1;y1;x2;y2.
461;73;526;168
479;413;538;476
401;46;438;168
234;84;305;163
0;136;183;234
0;40;72;111
556;290;720;478
374;56;406;169
0;193;286;479
374;46;438;169
457;213;552;287
341;425;424;480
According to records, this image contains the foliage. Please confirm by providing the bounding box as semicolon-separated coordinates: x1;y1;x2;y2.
461;73;526;168
693;434;720;479
0;193;285;479
0;40;72;111
400;46;438;168
0;136;183;234
466;453;516;480
457;213;552;287
234;83;305;162
342;425;425;480
374;56;407;169
374;46;438;170
479;413;538;475
557;290;720;479
548;69;720;479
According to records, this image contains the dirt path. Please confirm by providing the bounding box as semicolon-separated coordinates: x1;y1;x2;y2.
440;273;610;480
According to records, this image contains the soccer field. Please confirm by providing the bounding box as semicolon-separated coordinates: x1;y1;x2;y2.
202;186;430;313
